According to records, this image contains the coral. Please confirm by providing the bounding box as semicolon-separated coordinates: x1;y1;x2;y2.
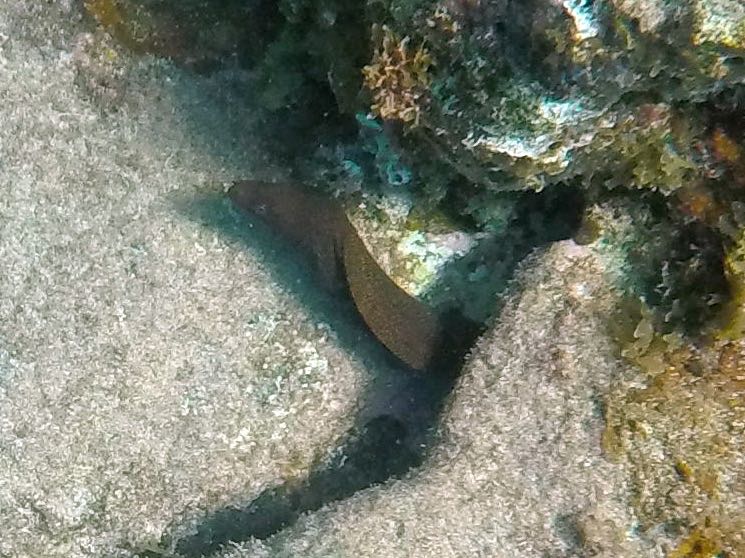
358;0;745;206
362;25;433;127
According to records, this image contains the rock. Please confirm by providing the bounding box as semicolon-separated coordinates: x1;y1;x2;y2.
219;242;665;557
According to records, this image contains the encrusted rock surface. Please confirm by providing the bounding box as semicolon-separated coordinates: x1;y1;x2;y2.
365;0;745;199
219;242;670;558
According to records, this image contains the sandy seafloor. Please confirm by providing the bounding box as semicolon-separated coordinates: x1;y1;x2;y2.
0;3;671;558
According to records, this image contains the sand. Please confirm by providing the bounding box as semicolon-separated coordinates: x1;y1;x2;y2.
0;3;375;556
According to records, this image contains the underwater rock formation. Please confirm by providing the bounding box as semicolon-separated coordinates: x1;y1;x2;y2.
360;0;745;197
143;0;744;212
603;333;745;557
209;242;655;557
203;236;744;558
82;1;745;222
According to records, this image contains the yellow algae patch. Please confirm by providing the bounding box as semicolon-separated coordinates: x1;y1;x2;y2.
692;0;745;48
718;231;745;340
710;127;742;165
605;308;745;556
83;0;153;53
363;26;433;127
669;527;721;558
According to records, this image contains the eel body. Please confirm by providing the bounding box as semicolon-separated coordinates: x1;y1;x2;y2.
229;180;446;372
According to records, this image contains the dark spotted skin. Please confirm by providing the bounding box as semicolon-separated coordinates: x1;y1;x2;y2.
229;180;447;372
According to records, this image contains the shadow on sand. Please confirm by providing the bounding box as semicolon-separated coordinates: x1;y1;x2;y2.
134;183;582;557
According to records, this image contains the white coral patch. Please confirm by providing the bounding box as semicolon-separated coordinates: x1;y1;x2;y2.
560;0;600;40
398;230;476;296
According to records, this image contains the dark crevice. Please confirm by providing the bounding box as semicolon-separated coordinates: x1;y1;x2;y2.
584;186;732;336
173;382;454;556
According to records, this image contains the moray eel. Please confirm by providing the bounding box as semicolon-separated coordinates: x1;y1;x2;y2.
229;180;453;372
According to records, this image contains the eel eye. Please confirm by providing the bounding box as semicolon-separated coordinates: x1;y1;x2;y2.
255;203;267;215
